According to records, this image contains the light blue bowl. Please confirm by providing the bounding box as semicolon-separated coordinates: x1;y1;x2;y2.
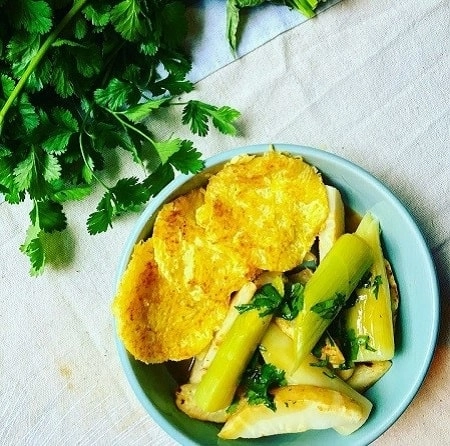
114;144;439;446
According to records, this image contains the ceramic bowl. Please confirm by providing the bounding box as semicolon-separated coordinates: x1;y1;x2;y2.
114;144;439;446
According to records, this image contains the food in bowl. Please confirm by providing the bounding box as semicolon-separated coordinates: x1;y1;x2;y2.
113;147;400;440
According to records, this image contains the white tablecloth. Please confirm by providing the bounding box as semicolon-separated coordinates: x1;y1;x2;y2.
1;0;449;444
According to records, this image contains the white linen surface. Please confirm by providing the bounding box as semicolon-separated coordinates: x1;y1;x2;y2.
1;0;449;445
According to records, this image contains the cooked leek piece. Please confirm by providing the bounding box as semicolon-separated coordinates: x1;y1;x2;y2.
293;234;373;368
218;384;365;439
260;323;372;435
194;279;283;412
189;282;257;384
385;259;400;329
194;309;271;412
346;361;392;393
176;383;230;423
343;213;395;362
318;185;346;261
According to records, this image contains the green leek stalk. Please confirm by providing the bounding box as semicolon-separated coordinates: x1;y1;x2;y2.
194;307;273;412
294;233;373;369
343;213;395;361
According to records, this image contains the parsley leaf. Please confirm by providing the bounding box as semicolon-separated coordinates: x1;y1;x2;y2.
20;224;45;276
87;177;149;235
277;282;305;320
122;98;170;123
7;0;53;35
153;138;183;165
43;108;79;154
236;284;284;317
372;275;383;298
87;192;114;235
168;140;204;174
143;162;175;197
182;100;240;137
226;0;317;51
110;176;149;212
340;328;376;364
310;292;346;320
94;78;137;110
51;184;92;202
110;0;146;42
30;200;67;233
242;355;286;411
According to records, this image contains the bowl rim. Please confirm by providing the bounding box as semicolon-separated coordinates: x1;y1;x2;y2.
114;143;440;446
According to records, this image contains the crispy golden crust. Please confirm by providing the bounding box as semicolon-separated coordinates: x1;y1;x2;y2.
196;151;329;272
153;188;259;301
112;238;230;363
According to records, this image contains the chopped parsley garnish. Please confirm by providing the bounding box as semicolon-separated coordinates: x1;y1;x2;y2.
372;275;383;299
310;292;346;320
236;281;305;320
236;283;283;317
242;357;286;411
341;328;376;364
297;258;318;272
358;271;383;299
277;282;305;320
357;270;373;289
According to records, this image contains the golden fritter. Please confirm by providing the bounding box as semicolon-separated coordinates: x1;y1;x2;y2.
152;188;258;301
196;151;329;272
112;238;230;363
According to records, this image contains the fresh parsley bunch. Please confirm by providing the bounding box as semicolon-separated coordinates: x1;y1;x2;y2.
0;0;240;275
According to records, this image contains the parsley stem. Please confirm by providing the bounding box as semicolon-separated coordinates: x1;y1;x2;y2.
0;0;89;132
108;109;155;146
78;133;109;190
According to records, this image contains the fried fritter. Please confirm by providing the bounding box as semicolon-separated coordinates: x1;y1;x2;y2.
112;238;230;363
196;151;329;272
153;188;258;301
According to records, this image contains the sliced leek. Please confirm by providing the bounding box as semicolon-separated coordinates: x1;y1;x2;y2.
318;185;346;261
293;233;373;368
189;282;257;384
194;307;272;412
343;213;395;362
194;278;283;412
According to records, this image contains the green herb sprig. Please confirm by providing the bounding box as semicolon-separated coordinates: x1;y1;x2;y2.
0;0;240;275
226;0;324;52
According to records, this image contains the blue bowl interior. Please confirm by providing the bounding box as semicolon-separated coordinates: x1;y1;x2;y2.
115;144;439;446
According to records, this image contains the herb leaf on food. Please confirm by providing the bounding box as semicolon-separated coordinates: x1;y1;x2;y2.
310;292;346;320
242;354;286;411
277;282;305;320
236;284;284;317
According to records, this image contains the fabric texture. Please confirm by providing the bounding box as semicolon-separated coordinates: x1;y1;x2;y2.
1;0;449;445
